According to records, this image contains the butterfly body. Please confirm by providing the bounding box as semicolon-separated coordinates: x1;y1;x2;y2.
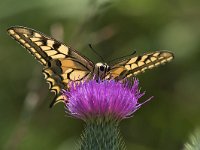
94;62;110;79
7;26;174;107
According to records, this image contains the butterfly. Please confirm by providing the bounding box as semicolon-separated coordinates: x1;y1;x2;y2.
7;26;174;107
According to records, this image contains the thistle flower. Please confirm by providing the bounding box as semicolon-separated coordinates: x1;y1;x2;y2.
62;79;151;150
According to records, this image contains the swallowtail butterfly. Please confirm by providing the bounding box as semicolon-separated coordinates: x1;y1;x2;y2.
7;26;174;107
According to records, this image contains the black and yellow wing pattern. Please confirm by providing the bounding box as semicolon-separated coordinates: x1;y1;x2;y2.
7;26;94;107
107;51;174;80
7;26;174;107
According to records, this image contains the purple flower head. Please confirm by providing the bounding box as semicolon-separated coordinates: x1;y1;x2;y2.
63;79;151;122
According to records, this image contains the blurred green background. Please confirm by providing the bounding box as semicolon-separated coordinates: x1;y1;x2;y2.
1;0;200;149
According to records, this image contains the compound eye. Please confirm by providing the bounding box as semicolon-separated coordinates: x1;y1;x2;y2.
99;66;105;71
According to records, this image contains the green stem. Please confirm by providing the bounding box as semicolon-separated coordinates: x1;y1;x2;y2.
79;118;126;150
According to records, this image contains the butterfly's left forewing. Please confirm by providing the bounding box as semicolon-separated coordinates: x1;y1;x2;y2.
7;26;94;106
107;51;174;80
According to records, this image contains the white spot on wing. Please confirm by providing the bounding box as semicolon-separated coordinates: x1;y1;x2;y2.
58;45;68;54
15;35;20;39
47;40;55;47
34;33;42;37
138;61;145;66
41;46;51;51
20;39;25;43
153;52;160;57
51;54;66;59
35;41;43;46
127;57;137;64
30;37;41;42
125;65;131;70
150;57;157;61
46;50;58;56
8;29;15;34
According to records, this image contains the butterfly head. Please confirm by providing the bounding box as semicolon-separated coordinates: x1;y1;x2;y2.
95;62;110;78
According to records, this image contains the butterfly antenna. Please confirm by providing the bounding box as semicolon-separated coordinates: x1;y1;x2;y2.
89;44;105;62
108;50;136;64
